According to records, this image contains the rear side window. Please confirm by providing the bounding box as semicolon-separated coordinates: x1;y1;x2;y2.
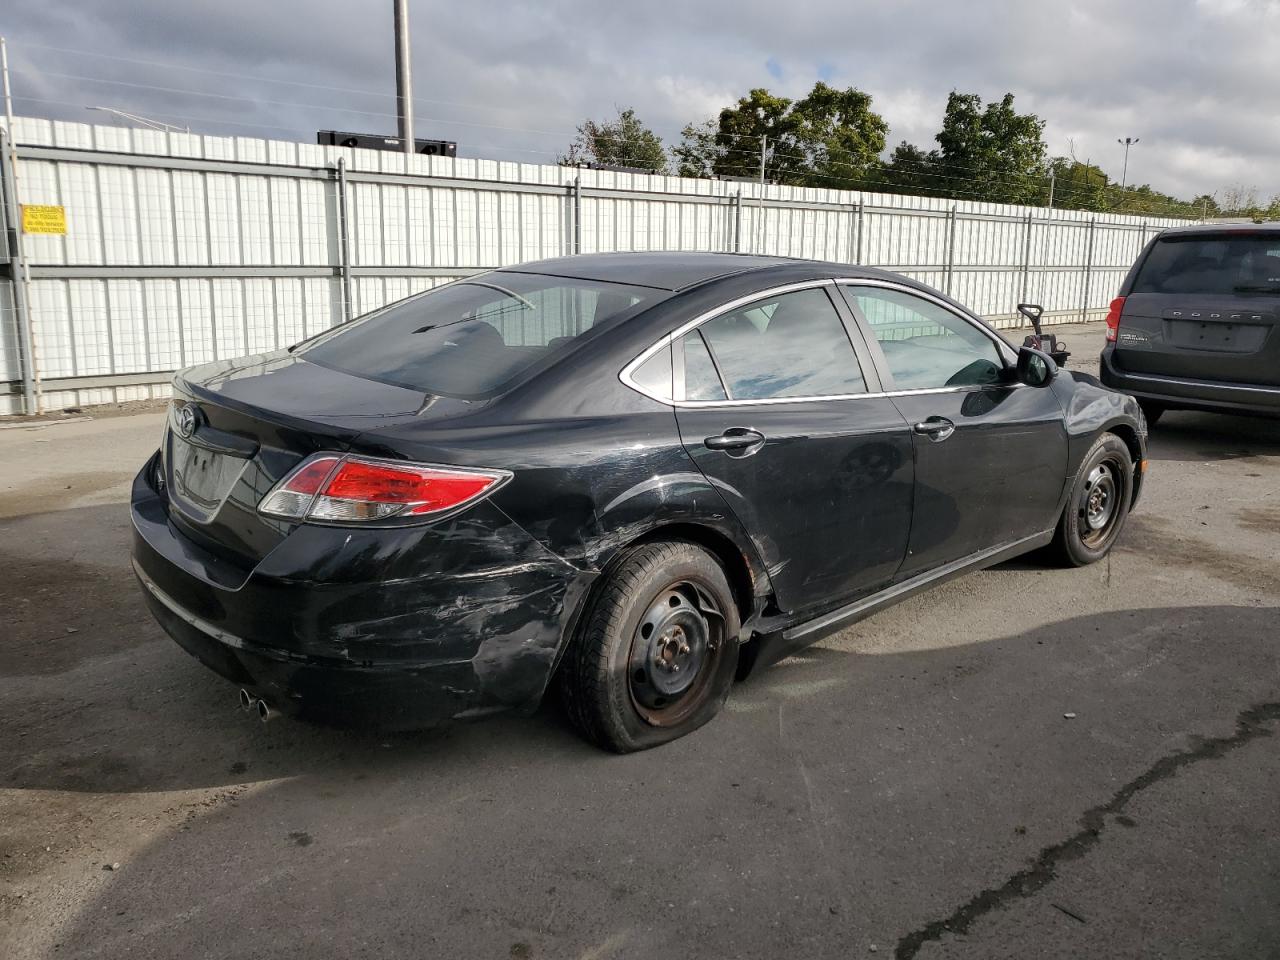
1132;234;1280;296
691;287;866;400
299;273;661;398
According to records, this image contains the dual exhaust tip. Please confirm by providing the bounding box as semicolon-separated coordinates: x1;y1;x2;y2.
238;688;273;723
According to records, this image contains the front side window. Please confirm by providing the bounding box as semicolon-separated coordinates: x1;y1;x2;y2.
690;287;867;401
844;286;1003;390
300;273;660;398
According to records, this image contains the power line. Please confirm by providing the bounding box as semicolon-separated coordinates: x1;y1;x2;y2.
11;41;1211;207
9;43;1136;185
6;49;1202;216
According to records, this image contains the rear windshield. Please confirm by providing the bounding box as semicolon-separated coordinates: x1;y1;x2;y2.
1132;234;1280;296
298;273;662;398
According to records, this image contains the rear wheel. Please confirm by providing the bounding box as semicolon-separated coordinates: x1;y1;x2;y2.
1138;400;1165;427
1051;433;1134;567
559;541;740;752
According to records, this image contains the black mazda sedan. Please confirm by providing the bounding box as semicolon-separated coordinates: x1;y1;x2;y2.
131;253;1147;751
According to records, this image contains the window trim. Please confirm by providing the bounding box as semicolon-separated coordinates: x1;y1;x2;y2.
620;280;876;407
619;277;1019;408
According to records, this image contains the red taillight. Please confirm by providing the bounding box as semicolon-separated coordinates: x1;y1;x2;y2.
1104;296;1126;342
259;455;508;523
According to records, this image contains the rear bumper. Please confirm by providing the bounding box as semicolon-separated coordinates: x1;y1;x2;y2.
131;456;596;729
1100;347;1280;416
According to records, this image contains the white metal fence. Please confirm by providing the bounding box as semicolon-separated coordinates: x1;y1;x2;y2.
0;116;1187;415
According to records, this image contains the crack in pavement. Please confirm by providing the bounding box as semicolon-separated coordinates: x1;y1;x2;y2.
894;699;1280;960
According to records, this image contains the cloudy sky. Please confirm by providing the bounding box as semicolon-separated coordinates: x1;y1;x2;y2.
6;0;1278;202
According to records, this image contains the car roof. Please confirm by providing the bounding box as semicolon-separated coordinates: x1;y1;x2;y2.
1158;222;1280;237
498;252;909;292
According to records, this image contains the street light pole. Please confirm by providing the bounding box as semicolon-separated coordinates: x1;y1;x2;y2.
1117;136;1139;192
393;0;414;156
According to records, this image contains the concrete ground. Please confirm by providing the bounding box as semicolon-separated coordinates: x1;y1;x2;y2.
1;322;1277;960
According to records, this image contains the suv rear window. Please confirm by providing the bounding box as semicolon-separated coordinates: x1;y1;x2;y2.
1132;234;1280;296
299;273;661;398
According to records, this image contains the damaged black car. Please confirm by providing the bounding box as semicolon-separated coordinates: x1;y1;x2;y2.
131;253;1147;751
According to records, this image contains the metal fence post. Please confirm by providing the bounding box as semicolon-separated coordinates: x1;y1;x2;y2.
944;206;957;296
1080;218;1096;323
335;157;354;323
572;176;582;255
0;128;37;414
1019;211;1033;306
854;201;864;265
733;191;742;253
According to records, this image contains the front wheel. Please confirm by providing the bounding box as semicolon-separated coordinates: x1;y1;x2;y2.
1051;432;1134;567
559;541;740;753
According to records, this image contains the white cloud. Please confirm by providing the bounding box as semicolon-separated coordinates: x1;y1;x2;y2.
5;0;1277;201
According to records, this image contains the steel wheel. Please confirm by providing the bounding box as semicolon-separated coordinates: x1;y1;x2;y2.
627;580;726;727
559;541;741;752
1078;460;1121;547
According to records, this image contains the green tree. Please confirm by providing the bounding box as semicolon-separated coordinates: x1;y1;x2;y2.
881;141;941;195
788;83;888;187
882;92;1047;204
1048;157;1109;211
672;119;720;178
674;83;887;188
561;107;667;173
932;92;1047;204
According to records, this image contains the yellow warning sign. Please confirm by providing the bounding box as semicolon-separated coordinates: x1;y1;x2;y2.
21;204;67;234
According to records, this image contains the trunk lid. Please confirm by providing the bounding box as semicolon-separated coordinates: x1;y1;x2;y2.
162;350;468;570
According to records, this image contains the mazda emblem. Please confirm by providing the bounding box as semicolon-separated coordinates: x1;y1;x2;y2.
177;403;199;438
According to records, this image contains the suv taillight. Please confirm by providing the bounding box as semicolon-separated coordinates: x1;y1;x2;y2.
1104;296;1126;342
259;454;510;523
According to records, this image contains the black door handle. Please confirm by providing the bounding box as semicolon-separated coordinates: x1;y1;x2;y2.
912;417;955;442
704;428;765;451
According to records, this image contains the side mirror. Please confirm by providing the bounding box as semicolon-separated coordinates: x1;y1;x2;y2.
1016;345;1058;387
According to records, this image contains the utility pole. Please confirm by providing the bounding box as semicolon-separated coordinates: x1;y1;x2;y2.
1117;137;1139;192
1047;169;1055;210
393;0;413;156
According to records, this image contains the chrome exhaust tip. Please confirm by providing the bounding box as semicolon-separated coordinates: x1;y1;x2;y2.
238;688;253;711
254;698;272;723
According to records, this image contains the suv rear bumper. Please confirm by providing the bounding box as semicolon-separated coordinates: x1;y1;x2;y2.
1100;346;1280;416
131;455;594;729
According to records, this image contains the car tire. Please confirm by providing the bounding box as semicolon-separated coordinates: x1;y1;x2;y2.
1138;400;1165;427
559;541;740;753
1051;432;1134;567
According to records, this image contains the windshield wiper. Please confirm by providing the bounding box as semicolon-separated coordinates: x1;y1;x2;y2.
410;303;528;335
1233;284;1280;293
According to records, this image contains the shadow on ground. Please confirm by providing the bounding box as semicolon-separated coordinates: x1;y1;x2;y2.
1144;409;1280;464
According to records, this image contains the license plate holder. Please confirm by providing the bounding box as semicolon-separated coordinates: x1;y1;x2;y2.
170;434;251;523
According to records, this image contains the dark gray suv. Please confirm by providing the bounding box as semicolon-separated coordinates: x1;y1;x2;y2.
1100;223;1280;423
